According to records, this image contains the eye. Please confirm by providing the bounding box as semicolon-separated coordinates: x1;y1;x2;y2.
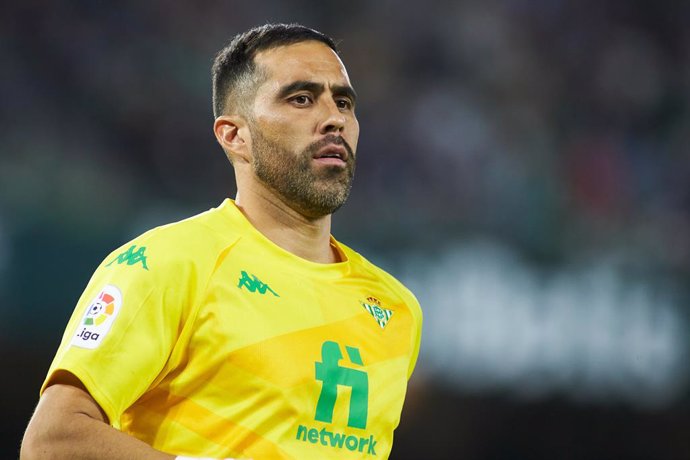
335;98;353;111
290;94;313;107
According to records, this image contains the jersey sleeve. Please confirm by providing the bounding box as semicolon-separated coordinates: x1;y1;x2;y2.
41;233;202;429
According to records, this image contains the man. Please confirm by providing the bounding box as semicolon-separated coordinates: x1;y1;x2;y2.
21;23;422;460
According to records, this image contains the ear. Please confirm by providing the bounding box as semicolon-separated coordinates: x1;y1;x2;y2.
214;115;251;163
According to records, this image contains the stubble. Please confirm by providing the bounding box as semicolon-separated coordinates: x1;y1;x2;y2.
250;127;356;219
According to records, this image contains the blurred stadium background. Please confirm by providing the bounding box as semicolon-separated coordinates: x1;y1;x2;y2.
2;1;689;458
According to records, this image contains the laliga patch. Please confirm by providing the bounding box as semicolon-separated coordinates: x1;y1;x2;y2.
70;284;122;349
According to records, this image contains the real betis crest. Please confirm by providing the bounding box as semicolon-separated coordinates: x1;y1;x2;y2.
361;296;393;329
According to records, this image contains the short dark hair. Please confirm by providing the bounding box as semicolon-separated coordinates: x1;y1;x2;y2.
212;23;338;118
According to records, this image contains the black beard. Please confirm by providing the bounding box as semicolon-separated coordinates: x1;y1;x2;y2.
250;129;356;219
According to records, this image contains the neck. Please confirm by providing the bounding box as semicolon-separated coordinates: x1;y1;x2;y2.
234;188;340;264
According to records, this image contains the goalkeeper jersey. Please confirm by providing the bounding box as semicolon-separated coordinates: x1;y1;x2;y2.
42;199;422;459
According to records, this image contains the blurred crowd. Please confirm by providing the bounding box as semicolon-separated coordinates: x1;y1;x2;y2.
2;1;689;273
1;1;689;458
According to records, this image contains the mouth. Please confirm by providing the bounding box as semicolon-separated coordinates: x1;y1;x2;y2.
312;144;348;166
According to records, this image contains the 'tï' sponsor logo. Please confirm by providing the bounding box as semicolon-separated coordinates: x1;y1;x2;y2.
296;341;378;455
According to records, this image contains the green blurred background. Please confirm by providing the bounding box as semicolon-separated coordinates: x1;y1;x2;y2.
2;1;689;458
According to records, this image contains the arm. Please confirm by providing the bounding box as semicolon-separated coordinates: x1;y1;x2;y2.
21;371;174;460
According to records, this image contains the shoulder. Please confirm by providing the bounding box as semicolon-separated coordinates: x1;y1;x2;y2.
103;201;242;275
339;240;423;377
339;241;422;316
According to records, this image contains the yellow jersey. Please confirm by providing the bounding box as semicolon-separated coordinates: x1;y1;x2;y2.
42;199;422;459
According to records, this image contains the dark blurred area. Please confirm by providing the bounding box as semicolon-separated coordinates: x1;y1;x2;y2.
2;0;689;458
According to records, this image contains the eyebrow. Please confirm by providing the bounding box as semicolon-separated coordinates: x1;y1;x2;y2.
276;80;358;105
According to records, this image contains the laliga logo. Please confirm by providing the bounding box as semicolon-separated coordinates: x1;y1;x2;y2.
72;285;122;348
85;293;115;325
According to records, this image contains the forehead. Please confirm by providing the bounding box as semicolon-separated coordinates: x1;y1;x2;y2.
253;41;352;90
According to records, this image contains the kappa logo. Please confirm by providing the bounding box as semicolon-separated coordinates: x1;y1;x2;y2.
237;270;279;297
106;245;149;270
361;297;393;329
71;285;122;349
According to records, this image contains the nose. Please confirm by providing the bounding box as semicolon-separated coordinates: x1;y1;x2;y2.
318;99;346;135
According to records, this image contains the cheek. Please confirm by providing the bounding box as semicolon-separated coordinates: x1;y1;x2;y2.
347;119;360;152
255;114;309;147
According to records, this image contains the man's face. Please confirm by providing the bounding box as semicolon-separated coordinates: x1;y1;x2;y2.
247;41;360;219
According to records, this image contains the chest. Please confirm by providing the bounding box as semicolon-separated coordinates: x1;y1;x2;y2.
183;255;414;428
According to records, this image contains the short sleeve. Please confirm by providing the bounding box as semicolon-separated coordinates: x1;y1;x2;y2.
41;237;197;428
